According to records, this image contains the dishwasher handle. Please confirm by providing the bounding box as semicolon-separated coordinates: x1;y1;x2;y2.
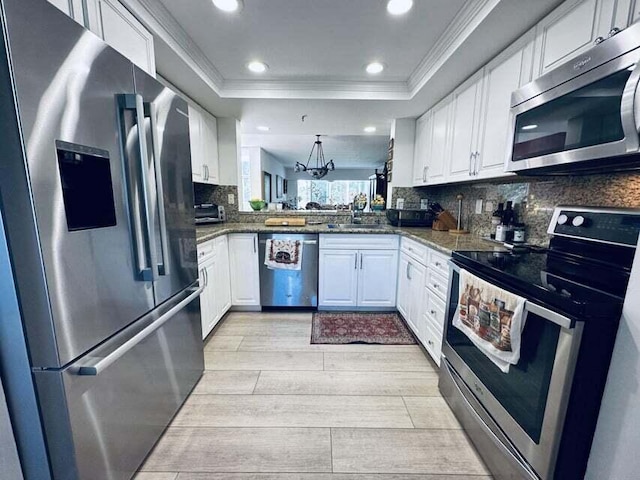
258;240;317;245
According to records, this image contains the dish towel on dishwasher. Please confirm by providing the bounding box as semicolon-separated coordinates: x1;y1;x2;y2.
264;239;303;270
453;268;527;373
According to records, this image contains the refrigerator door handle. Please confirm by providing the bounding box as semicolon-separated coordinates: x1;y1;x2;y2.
117;94;157;281
143;101;170;276
77;285;204;376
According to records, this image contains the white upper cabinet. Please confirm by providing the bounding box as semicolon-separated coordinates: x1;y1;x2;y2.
413;112;432;186
532;0;634;78
47;0;156;76
188;105;219;184
426;96;451;185
474;32;534;180
87;0;155;76
47;0;84;24
447;71;484;183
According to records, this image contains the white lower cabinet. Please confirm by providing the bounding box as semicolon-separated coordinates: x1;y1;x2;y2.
397;252;426;336
228;234;260;307
318;234;399;309
397;239;451;366
198;235;232;339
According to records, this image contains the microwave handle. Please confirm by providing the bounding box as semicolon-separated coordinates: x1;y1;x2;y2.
448;260;574;330
619;60;640;148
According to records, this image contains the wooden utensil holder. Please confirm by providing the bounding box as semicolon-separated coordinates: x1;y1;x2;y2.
432;210;458;231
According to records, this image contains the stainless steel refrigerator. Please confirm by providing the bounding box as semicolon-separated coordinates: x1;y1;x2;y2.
0;0;204;478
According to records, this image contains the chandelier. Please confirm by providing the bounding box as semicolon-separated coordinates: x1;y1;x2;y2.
294;134;335;179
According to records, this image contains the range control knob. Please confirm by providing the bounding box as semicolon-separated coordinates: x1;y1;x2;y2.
557;214;570;225
572;215;587;227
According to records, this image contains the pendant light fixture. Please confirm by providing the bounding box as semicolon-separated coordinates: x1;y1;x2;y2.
294;135;336;179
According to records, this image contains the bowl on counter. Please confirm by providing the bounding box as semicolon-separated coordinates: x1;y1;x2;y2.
249;200;266;211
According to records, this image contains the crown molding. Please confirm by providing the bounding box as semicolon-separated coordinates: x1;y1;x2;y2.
221;79;411;100
121;0;502;101
407;0;501;95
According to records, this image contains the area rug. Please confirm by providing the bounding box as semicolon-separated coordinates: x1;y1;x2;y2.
311;312;417;345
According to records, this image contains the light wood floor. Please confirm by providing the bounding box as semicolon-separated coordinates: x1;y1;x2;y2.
137;312;491;480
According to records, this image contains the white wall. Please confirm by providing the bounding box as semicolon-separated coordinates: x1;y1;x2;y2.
261;149;287;202
387;118;416;207
217;117;240;186
585;238;640;479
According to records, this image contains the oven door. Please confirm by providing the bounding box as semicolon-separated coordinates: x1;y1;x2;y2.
441;262;584;480
506;46;640;173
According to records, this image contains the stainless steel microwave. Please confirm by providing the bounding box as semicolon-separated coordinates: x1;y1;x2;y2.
507;22;640;174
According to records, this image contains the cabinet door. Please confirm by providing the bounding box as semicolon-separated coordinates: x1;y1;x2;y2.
397;254;412;322
426;96;452;185
475;34;534;180
533;0;608;77
47;0;85;25
408;261;427;331
199;259;217;339
216;236;232;317
189;105;204;182
95;0;156;76
357;250;398;308
412;112;431;186
447;72;483;183
202;112;220;185
229;234;260;306
318;250;359;307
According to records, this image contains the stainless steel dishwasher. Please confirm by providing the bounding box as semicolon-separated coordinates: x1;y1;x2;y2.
258;233;318;307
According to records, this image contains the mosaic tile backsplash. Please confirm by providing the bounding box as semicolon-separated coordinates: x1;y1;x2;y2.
393;172;640;245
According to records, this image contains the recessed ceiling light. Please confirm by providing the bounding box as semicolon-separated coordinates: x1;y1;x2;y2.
247;61;268;73
366;62;385;75
212;0;242;13
522;124;538;130
364;126;377;133
257;126;270;132
387;0;413;15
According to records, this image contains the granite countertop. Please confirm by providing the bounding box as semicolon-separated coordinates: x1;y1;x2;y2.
196;223;505;255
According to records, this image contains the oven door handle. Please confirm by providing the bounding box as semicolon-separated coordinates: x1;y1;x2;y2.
447;260;575;330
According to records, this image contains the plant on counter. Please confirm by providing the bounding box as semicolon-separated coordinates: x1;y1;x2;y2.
249;198;266;211
371;194;385;211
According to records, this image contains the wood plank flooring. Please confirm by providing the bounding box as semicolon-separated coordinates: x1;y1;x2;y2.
137;312;490;479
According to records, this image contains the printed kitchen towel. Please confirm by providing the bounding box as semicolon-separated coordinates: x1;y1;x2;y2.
264;239;303;270
453;268;527;373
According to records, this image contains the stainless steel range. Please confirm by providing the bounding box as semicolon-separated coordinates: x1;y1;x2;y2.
440;206;640;480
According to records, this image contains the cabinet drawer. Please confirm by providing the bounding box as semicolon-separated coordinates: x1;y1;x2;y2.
425;291;447;334
426;269;448;301
400;237;428;265
319;234;398;250
197;240;215;263
428;250;450;278
423;322;443;366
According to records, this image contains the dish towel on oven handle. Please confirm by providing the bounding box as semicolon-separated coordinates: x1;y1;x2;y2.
264;239;303;270
453;268;527;373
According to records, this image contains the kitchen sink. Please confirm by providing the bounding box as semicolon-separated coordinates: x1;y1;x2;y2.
327;224;389;229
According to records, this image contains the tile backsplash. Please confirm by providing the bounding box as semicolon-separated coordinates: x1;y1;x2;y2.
393;172;640;245
193;183;240;222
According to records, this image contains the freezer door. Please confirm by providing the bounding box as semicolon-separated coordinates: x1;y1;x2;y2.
1;0;156;367
33;284;204;480
133;67;198;305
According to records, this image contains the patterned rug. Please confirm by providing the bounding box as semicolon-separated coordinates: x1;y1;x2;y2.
311;312;417;345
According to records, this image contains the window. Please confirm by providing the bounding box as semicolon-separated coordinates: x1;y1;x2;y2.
296;180;369;208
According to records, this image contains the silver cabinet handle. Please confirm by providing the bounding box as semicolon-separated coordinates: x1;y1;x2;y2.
433;283;440;290
117;94;157;282
143;101;170;276
355;253;358;270
407;263;412;280
474;151;480;175
608;27;621;38
435;262;442;267
77;285;204;375
430;310;436;315
468;152;473;176
202;164;206;179
360;253;363;270
253;236;257;253
594;36;605;45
